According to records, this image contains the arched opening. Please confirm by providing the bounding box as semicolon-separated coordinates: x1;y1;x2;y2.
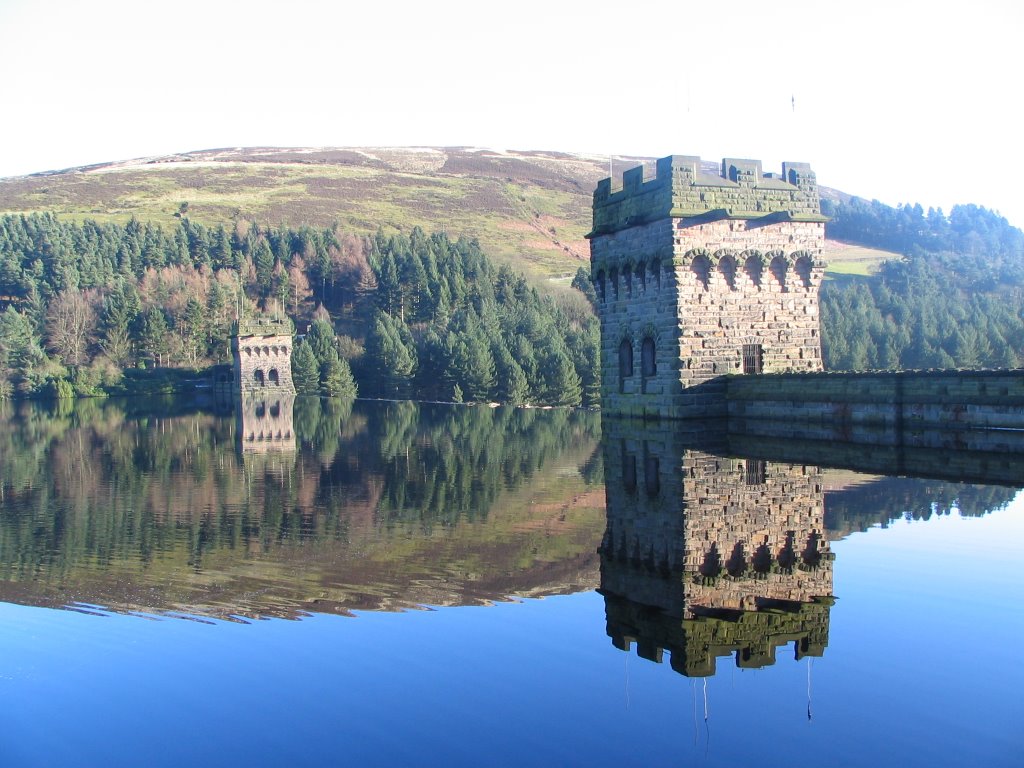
254;369;265;387
641;337;656;378
644;452;660;498
624;266;632;297
269;402;280;417
618;338;633;393
595;270;606;302
610;268;619;300
690;254;711;290
621;443;637;494
268;368;280;385
794;255;814;289
770;254;788;290
744;255;763;288
635;261;646;293
255;402;266;417
719;255;737;290
650;259;661;290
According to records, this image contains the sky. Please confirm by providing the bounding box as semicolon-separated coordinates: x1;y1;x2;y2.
1;0;1022;225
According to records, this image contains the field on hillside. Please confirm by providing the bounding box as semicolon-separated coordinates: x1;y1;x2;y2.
0;148;622;278
0;147;891;279
822;241;899;277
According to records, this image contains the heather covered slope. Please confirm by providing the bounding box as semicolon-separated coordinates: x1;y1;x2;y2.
0;146;876;279
0;146;624;278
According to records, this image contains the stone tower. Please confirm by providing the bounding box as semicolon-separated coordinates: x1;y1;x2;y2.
588;156;828;419
231;317;296;395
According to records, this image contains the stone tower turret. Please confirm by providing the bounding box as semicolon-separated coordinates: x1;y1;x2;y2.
588;156;828;419
231;317;296;395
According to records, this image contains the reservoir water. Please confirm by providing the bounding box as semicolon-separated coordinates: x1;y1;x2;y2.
0;397;1021;767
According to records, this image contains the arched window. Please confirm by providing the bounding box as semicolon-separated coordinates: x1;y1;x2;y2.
268;368;280;385
719;256;737;290
770;254;788;291
622;443;637;494
744;255;763;288
650;259;661;290
636;262;646;293
254;369;265;386
641;337;656;377
691;254;711;290
610;268;619;300
595;270;606;302
794;255;814;289
618;338;633;392
644;454;660;498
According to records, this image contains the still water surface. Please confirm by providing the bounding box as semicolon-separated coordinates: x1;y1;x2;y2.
0;397;1021;766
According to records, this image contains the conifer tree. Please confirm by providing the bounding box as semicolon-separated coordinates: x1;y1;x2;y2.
291;339;320;395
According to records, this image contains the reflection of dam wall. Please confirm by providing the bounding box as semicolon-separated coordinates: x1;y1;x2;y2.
600;419;832;677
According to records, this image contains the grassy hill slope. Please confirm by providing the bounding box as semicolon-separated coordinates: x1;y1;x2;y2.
0;146;885;279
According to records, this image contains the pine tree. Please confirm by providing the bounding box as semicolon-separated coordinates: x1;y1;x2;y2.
291;339;320;395
320;348;357;398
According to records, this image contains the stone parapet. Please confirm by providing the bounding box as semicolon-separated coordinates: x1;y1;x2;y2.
727;369;1024;430
590;155;826;238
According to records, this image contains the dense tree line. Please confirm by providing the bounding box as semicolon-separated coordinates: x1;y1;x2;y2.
821;199;1024;370
3;196;1021;398
0;214;597;405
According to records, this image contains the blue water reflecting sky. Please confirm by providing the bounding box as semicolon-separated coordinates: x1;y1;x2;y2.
2;495;1022;767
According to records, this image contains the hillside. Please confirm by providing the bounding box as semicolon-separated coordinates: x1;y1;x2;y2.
0;146;882;279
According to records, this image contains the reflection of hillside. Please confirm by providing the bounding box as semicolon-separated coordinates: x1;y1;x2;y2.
823;476;1018;539
0;399;605;619
600;420;833;677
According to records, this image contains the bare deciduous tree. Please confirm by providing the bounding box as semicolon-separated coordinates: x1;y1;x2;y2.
46;289;98;368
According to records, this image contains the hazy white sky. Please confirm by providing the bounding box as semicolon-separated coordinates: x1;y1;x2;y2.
2;0;1022;224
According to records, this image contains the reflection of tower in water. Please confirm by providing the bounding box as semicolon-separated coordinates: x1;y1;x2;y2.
236;395;297;477
600;420;833;677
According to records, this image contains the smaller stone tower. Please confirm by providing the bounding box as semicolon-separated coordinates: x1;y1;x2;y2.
231;317;296;395
589;156;828;419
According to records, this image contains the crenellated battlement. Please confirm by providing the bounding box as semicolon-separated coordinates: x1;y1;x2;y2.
590;155;825;238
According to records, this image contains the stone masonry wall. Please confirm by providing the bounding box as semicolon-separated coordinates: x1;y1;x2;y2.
727;369;1024;430
672;219;826;389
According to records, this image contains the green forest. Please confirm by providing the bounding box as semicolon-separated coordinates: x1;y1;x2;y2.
0;196;1021;404
820;199;1024;369
0;215;597;405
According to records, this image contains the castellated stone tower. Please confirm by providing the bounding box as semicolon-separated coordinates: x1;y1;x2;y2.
231;317;296;396
588;156;828;419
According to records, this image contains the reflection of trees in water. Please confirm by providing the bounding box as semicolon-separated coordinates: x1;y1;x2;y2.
0;398;601;580
824;478;1018;538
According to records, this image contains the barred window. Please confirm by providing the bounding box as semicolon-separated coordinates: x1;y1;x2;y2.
742;344;763;374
